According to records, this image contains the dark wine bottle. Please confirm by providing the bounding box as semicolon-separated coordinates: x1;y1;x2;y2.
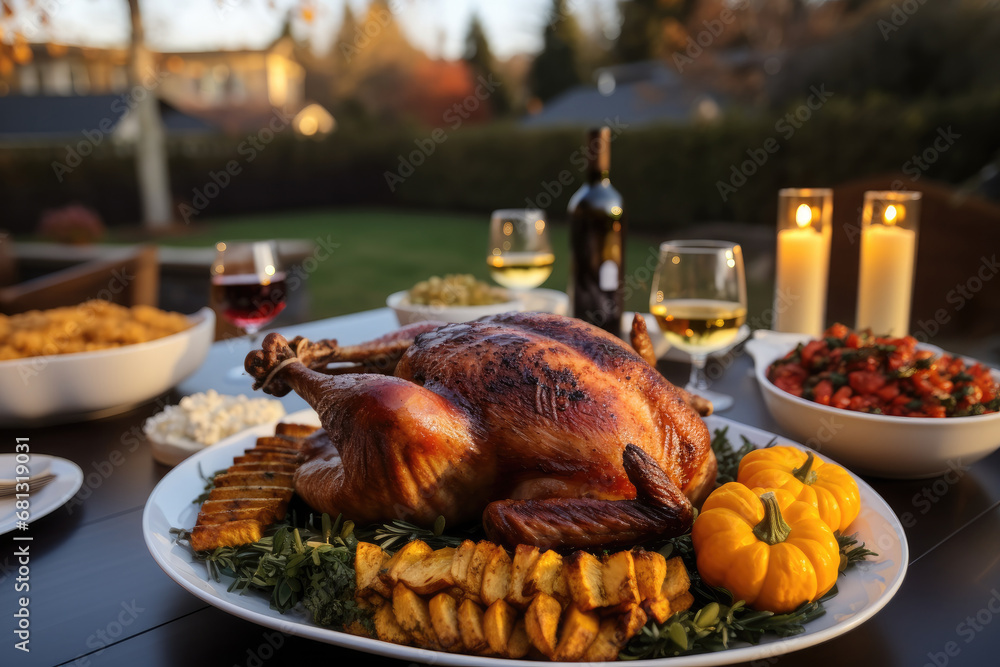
567;126;625;335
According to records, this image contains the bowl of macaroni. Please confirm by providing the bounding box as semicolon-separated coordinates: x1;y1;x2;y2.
0;302;214;425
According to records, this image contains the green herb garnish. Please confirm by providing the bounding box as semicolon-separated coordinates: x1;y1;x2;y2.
173;514;371;632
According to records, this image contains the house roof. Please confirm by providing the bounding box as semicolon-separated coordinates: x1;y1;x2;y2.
522;60;728;128
0;95;214;143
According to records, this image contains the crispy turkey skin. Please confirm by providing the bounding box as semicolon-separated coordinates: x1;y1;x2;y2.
246;312;716;548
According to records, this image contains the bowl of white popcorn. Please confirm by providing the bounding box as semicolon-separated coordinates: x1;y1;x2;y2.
144;390;286;466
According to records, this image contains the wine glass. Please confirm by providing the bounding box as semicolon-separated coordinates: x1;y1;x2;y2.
486;209;555;291
211;240;287;379
649;240;747;412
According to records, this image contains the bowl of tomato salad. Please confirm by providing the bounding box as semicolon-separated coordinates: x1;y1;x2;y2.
746;324;1000;478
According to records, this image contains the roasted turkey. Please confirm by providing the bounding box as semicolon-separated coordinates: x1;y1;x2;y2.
245;312;716;549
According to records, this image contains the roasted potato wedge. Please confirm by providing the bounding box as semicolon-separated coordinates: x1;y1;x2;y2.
381;540;434;587
507;544;541;607
211;471;294;488
198;498;287;515
583;617;623;662
565;550;605;610
480;548;512;606
374;601;411;646
632;549;667;601
188;519;262;551
429;593;461;650
661;557;691;600
274;422;318;438
232;452;299;464
616;602;648;641
457;598;488;653
355;542;391;599
602;550;640;607
450;540;476;590
553;605;600;662
641;595;672;624
226;461;298;474
483;599;518;656
525;549;565;600
463;542;499;600
398;547;456;595
508;618;531;659
669;590;694;614
524;592;561;658
392;583;438;647
205;485;294;501
195;505;285;526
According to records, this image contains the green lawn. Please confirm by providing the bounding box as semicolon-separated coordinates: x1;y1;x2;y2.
152;208;679;320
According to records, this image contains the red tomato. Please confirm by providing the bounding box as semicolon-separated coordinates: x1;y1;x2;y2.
832;386;852;409
800;340;826;369
813;380;833;406
849;371;886;394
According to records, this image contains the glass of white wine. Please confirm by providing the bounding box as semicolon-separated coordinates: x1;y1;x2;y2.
487;209;555;290
650;240;748;411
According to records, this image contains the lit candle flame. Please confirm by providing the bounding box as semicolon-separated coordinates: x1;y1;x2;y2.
795;204;812;228
884;205;898;225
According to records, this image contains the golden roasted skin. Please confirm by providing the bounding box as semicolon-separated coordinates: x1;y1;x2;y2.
246;312;715;545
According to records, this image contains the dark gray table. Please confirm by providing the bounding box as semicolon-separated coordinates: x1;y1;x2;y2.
3;308;999;667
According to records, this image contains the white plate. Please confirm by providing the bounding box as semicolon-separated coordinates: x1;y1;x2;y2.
0;308;215;426
0;454;84;535
143;411;907;666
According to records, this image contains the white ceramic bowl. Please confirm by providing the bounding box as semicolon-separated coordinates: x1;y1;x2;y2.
386;290;525;326
0;308;215;425
746;330;1000;479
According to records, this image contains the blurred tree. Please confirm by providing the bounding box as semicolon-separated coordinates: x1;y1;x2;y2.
463;13;511;117
614;0;697;62
126;0;172;229
528;0;582;103
769;1;1000;106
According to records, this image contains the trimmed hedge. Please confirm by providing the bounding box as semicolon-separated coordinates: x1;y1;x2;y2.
1;92;997;235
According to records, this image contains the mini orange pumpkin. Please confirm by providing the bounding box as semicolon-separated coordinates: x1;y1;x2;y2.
691;482;840;613
737;446;860;532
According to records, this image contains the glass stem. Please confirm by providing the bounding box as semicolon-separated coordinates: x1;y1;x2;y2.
688;354;709;392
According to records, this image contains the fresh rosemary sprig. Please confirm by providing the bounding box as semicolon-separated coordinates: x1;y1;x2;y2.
837;531;879;573
621;596;829;659
711;426;775;485
364;516;465;551
192;464;226;504
173;513;371;632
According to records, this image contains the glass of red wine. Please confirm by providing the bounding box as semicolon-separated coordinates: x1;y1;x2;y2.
210;240;287;379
